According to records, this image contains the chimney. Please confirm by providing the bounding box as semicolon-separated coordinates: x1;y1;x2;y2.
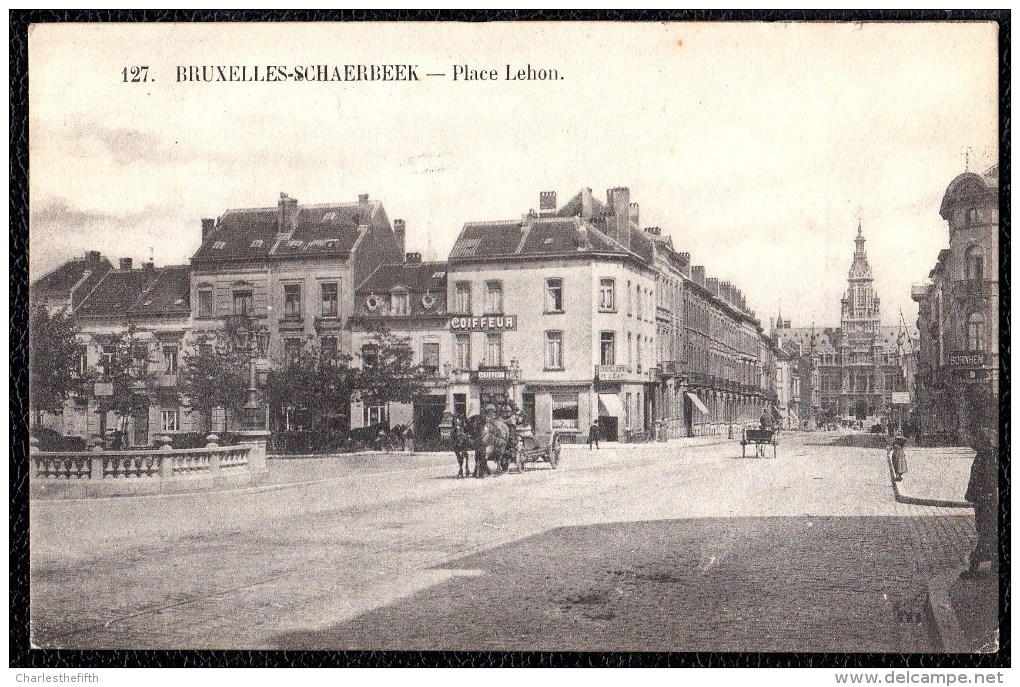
580;188;593;221
358;193;370;222
539;191;557;217
706;277;719;295
393;219;406;257
142;260;156;286
119;257;133;270
692;265;706;285
85;250;101;265
405;252;422;264
678;251;690;265
720;281;732;302
629;202;639;227
609;187;631;251
277;192;298;234
201;218;215;241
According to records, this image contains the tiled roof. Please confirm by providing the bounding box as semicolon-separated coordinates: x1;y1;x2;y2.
780;324;919;357
192;201;383;262
74;265;191;319
32;256;113;302
129;265;191;317
357;261;448;294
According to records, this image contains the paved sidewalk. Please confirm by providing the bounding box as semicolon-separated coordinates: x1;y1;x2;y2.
884;444;998;653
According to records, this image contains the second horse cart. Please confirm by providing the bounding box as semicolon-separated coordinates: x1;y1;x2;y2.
514;428;561;472
741;426;778;459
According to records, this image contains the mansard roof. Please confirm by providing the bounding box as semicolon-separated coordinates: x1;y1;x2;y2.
357;261;448;295
74;264;190;319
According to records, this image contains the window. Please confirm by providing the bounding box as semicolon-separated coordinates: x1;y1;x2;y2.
965;207;978;226
391;290;410;316
625;392;633;429
599;278;616;311
545;331;563;369
627;332;633;371
75;346;88;377
321;336;338;360
422;342;440;369
197;288;213;318
965;246;985;281
636;335;643;373
160;409;180;432
212;241;226;250
284;284;302;319
455;334;471;370
636;287;643;320
364;405;386;426
967;312;985;352
551;393;579;429
454;282;472;314
232;289;253;316
163;344;179;374
250;239;264;248
284;338;302;365
320;282;339;317
361;343;378;368
545;278;564;312
485;333;502;367
600;332;616;366
485;281;503;314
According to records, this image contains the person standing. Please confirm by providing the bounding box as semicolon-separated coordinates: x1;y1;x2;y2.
588;420;600;450
963;425;999;579
889;432;907;481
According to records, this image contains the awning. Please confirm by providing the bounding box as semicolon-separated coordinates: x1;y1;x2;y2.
598;393;626;417
686;392;710;415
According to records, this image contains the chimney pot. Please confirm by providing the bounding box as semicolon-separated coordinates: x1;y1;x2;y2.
539;191;557;216
85;250;101;265
405;252;422;264
119;257;133;270
278;193;298;234
580;188;593;221
629;202;639;227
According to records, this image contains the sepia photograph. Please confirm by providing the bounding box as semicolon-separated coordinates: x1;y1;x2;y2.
17;16;1005;664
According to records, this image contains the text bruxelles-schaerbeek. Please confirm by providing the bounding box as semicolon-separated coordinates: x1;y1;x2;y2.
175;64;560;82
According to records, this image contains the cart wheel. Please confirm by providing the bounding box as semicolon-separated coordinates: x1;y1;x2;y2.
550;436;560;469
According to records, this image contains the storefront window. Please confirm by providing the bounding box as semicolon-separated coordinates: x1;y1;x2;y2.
551;393;578;429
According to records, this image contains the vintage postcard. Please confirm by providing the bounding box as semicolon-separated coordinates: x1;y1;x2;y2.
22;19;1003;660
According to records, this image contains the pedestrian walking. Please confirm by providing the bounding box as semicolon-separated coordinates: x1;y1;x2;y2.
889;432;907;481
588;420;600;450
962;425;999;579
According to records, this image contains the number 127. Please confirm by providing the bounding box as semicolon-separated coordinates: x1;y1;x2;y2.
122;66;149;83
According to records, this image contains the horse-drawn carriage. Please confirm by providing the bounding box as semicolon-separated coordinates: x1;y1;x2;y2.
453;413;561;478
741;424;778;459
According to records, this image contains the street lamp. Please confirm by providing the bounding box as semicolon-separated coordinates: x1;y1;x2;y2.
439;361;454;439
232;315;269;431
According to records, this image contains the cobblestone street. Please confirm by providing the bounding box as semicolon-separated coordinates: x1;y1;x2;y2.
30;431;978;651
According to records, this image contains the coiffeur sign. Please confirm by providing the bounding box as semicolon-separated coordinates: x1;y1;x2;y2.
449;315;517;331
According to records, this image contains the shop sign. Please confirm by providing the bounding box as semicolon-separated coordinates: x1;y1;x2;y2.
475;367;510;381
450;315;517;331
597;365;626;382
94;382;114;397
891;392;911;405
947;351;988;368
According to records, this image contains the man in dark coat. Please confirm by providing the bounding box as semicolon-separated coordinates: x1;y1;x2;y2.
962;425;999;579
588;420;600;450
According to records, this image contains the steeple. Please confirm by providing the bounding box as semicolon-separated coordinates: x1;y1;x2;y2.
848;220;873;281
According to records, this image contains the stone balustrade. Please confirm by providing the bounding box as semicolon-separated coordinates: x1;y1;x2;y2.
30;434;268;499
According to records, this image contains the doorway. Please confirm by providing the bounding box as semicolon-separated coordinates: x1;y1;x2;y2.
598;415;619;442
413;397;446;451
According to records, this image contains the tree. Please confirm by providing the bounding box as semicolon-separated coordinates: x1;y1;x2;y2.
178;334;250;433
264;340;355;431
29;306;83;429
91;326;158;441
354;325;430;423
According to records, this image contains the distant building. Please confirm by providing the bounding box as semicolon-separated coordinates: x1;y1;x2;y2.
30;250;113;314
774;224;917;428
912;165;999;445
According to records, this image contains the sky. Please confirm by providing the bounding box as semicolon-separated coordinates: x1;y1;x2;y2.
28;21;999;328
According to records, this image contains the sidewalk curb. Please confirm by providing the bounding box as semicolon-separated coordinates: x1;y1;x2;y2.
887;454;971;509
926;567;968;652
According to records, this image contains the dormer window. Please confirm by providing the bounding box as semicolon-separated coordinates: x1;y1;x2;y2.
391;290;410;316
250;239;264;248
323;212;336;222
212;241;226;249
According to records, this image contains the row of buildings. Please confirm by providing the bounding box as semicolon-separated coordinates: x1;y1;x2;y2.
910;165;1000;446
33;187;788;449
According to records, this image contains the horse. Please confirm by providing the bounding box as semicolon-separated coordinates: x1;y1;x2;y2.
465;414;514;478
450;416;472;478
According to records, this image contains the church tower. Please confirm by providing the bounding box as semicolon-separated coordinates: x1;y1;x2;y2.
838;222;883;418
